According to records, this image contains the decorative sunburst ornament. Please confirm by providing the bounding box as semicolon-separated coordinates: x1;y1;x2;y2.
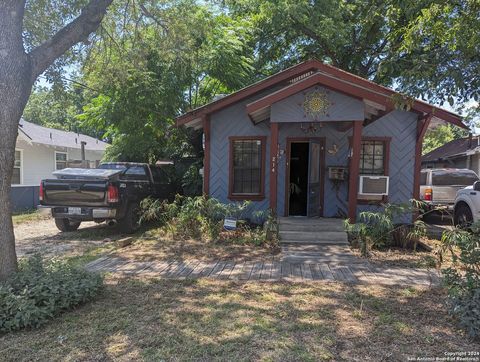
303;90;330;119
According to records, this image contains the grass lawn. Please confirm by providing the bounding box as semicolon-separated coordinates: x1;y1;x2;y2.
0;277;477;361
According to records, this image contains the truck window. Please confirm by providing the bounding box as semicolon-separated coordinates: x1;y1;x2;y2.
432;170;479;186
98;164;127;171
122;166;148;180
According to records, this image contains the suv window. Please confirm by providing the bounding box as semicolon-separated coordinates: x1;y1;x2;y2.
420;172;427;185
122;166;148;180
432;170;479;186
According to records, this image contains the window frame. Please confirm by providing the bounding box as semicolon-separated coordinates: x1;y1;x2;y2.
359;138;390;176
12;149;23;185
228;136;266;201
351;136;391;204
54;151;68;171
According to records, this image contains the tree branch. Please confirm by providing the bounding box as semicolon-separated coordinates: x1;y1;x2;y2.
138;3;169;34
28;0;113;82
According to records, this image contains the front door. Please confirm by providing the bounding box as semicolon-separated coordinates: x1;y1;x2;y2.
286;138;324;217
307;139;322;217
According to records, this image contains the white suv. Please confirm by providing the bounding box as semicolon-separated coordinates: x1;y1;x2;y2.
454;181;480;226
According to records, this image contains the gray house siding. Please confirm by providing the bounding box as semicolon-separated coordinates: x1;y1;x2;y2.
209;98;271;219
271;86;364;123
11;186;40;212
357;110;417;223
208;89;418;220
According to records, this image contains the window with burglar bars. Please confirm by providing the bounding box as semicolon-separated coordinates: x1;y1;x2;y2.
359;140;385;175
231;139;264;195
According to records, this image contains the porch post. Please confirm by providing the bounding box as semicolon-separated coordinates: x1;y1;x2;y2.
270;122;279;211
202;114;211;196
348;121;363;222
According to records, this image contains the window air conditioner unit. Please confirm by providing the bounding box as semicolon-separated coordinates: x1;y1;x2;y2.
359;175;389;196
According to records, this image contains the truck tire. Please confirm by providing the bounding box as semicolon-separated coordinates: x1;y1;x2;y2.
55;218;81;232
454;203;473;227
118;203;141;234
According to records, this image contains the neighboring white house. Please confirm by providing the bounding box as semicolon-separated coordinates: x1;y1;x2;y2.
11;119;109;211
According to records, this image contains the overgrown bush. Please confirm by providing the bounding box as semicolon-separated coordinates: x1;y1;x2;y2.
0;256;103;333
344;201;427;256
440;223;480;339
140;195;262;241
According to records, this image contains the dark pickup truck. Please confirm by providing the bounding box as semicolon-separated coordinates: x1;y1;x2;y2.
39;162;174;233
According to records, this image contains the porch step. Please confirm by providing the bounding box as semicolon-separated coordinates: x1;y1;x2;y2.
279;223;345;232
279;217;353;262
279;231;348;245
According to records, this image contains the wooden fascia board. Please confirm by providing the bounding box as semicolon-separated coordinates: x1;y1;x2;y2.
177;58;465;128
246;73;394;116
314;61;464;127
176;60;321;126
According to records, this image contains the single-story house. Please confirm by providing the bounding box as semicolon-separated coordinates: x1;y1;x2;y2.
176;59;466;222
422;135;480;175
12;119;109;211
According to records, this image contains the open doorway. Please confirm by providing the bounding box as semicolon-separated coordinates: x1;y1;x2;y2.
288;142;309;216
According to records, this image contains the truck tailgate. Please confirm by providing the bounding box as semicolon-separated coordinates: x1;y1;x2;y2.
43;179;108;206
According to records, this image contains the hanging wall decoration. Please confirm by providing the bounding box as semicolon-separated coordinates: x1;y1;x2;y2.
303;89;331;120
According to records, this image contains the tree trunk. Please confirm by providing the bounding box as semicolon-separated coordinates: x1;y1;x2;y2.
0;0;112;280
0;1;34;280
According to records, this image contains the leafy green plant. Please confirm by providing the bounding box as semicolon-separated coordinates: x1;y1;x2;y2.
0;255;103;333
140;195;254;241
344;201;428;256
263;208;279;244
439;223;480;339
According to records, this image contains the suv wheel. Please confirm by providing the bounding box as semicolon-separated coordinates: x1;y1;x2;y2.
118;203;141;234
55;218;81;232
454;204;473;227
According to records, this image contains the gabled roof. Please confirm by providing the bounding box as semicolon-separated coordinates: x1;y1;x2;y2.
18;119;108;151
176;59;465;129
422;137;480;162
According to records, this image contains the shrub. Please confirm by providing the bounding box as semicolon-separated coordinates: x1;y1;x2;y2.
140;195;256;241
440;223;480;339
344;201;427;256
0;256;103;333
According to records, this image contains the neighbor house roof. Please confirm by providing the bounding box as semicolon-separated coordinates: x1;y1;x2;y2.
176;59;465;130
422;136;480;163
18;119;108;151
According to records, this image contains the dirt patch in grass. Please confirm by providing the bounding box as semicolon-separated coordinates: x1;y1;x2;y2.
0;278;477;361
14;218;124;260
110;228;279;263
349;238;457;270
12;210;50;225
14;219;277;266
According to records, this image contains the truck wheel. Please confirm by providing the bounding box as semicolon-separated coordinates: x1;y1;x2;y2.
55;218;81;232
118;203;141;234
454;204;473;227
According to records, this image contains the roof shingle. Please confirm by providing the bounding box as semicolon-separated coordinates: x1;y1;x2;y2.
18;119;108;151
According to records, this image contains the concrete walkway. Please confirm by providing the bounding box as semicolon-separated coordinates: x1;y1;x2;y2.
85;256;440;286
